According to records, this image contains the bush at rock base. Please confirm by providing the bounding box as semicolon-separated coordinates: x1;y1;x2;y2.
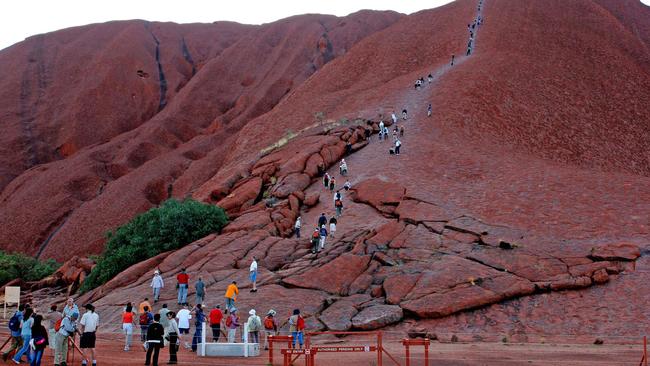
80;199;228;293
0;251;60;285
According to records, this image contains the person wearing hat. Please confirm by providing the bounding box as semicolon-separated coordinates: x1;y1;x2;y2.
246;309;262;344
226;308;240;343
150;270;164;303
262;310;278;350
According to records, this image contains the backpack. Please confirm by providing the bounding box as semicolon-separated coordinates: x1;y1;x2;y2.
54;318;63;332
297;316;305;331
8;313;21;332
335;199;342;207
225;315;233;327
139;313;149;326
264;316;275;330
249;316;261;332
312;231;320;239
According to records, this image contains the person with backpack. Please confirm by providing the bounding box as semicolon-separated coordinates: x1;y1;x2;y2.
2;304;25;362
54;312;78;366
79;304;99;366
262;310;278;350
294;216;301;238
46;304;61;357
191;304;205;352
29;314;48;366
224;281;239;312
150;270;164;303
122;304;136;351
288;309;305;349
140;306;154;349
164;311;181;364
329;216;338;238
144;314;165;366
335;199;343;218
195;277;206;305
310;228;320;254
250;257;258;293
226;309;240;343
208;305;223;342
395;139;402;156
12;307;34;364
246;309;262;344
319;225;328;251
176;268;189;306
139;297;153;314
329;177;336;191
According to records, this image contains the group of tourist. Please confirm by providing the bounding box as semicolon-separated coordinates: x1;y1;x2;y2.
2;297;98;366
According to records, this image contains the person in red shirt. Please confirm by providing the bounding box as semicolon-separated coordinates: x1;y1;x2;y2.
176;269;189;306
208;305;223;342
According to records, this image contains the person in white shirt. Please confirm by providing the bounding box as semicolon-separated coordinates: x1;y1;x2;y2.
150;270;164;303
250;257;258;293
175;305;192;349
391;112;397;124
79;304;99;366
294;217;301;239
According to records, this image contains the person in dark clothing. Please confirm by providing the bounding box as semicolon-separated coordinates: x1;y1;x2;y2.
364;128;371;141
318;213;327;228
345;141;352;155
30;315;48;366
451;54;455;66
145;314;164;366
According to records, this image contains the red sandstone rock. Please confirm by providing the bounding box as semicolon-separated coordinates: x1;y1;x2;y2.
351;178;406;214
303;192;320;207
282;254;371;295
351;305;403;330
590;242;641;261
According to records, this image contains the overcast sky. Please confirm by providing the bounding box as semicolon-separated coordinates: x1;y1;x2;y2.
2;0;650;51
0;0;454;51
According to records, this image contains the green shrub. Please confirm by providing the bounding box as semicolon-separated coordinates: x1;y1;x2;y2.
80;199;228;293
0;251;60;285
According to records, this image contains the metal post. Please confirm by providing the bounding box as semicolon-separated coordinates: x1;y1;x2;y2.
645;336;648;366
269;335;274;365
244;322;249;357
424;338;429;366
377;331;383;366
404;340;410;366
200;321;206;356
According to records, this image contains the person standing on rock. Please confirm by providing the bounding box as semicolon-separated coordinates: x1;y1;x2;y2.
339;159;348;176
391;111;398;125
329;177;336;191
335;198;343;218
395;139;402;155
54;312;78;365
224;281;239;312
150;270;164;303
246;309;262;344
288;309;305;349
294;216;302;238
344;181;351;191
195;277;206;305
208;305;223;342
2;304;25;362
139;297;153;315
329;216;337;237
451;54;455;66
176;269;189;306
400;125;405;137
334;190;342;204
250;257;258;293
402;109;408;120
140;306;154;349
319;225;328;251
159;304;170;330
379;120;385;140
364;128;371;141
262;310;278;350
311;228;320;254
164;311;181;364
144;314;164;366
428;73;433;83
122;304;136;351
191;304;205;352
79;303;99;366
427;103;432;117
226;309;240;343
323;173;330;189
318;213;327;228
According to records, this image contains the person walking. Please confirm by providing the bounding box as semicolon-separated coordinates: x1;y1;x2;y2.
139;298;153;314
12;307;34;364
79;304;99;366
54;312;78;366
391;112;397;125
427;103;432;117
2;304;25;362
29;314;48;366
140;306;154;350
335;199;343;218
122;304;136;351
319;225;328;251
150;271;164;303
195;277;205;305
191;304;205;352
250;257;258;293
246;309;262;344
294;216;301;238
224;281;239;312
226;309;240;343
329;216;337;238
339;159;348;176
379;120;385;138
344;181;351;191
323;173;330;188
427;73;433;83
329;177;336;191
310;228;320;254
402;109;408;120
451;54;455;66
164;311;181;364
318;213;327;228
176;269;189;306
262;310;278;350
45;304;61;358
144;314;164;366
395;139;402;155
209;305;223;342
176;305;191;339
288;309;305;349
158;304;170;331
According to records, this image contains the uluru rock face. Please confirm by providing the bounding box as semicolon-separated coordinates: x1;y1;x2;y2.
3;0;650;342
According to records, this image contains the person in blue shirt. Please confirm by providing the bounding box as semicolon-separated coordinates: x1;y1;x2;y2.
1;304;25;361
13;307;34;364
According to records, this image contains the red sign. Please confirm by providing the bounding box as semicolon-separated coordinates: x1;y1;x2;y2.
313;346;376;353
281;348;318;355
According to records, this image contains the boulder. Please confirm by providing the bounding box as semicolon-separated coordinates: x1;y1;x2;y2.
272;173;311;199
590;242;641;261
303;192;320;207
223;210;272;233
216;177;262;212
282;254;371;295
351;178;405;214
395;199;452;223
351;305;403;330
